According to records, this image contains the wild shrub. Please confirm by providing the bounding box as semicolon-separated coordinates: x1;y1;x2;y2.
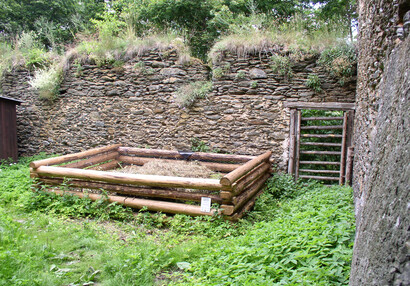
0;40;14;79
29;65;63;100
270;54;293;79
174;81;212;108
318;44;357;85
306;73;322;92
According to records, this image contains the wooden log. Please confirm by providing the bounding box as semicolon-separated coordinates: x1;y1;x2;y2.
220;204;234;215
232;162;270;195
45;189;219;216
299;175;340;181
300;150;341;155
299;169;340;174
89;160;119;171
118;155;241;172
301;116;344;121
346;111;355;147
232;173;270;213
300;125;343;130
119;147;181;159
220;191;233;201
118;147;255;163
30;167;39;178
300;142;342;147
345;146;354;186
339;112;348;184
228;187;265;221
34;166;226;191
190;152;255;163
299;160;340;165
30;144;122;169
63;151;118;169
220;151;272;186
288;109;297;174
295;110;301;180
38;178;222;203
284;102;355;111
301;134;343;138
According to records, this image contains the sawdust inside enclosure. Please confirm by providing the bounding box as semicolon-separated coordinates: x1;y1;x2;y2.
117;159;223;179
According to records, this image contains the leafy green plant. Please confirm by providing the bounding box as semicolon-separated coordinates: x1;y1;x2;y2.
235;70;246;79
212;63;230;79
191;138;211;152
212;67;224;79
175;81;212;108
177;185;355;285
305;73;322;92
73;59;83;77
250;80;258;88
0;40;14;80
318;44;357;85
190;138;222;154
0;156;355;285
270;54;293;79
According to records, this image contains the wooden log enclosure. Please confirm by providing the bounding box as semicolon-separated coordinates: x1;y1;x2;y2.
30;145;272;220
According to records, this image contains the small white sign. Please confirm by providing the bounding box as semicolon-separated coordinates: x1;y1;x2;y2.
200;197;211;213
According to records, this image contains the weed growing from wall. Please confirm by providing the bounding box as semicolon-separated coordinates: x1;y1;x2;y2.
270;54;293;79
212;63;231;79
305;74;322;93
235;70;246;79
318;44;357;85
29;65;63;100
250;81;258;88
175;81;212;108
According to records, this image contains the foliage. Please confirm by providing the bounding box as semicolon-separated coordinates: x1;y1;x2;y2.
270;54;293;79
176;186;355;285
318;44;357;85
190;138;221;154
0;0;105;48
249;173;320;221
17;32;51;70
28;65;63;100
174;81;212;108
250;81;258;88
0;40;14;80
0;155;355;285
0;32;51;81
91;8;127;44
235;70;246;79
208;13;350;64
306;73;322;92
26;187;134;221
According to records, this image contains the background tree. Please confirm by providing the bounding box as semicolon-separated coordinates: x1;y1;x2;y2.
0;0;105;49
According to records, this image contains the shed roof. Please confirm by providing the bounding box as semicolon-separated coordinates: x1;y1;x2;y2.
0;96;23;105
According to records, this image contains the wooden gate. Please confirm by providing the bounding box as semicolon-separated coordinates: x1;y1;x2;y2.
284;102;355;185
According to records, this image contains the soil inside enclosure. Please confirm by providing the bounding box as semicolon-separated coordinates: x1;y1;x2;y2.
116;159;223;179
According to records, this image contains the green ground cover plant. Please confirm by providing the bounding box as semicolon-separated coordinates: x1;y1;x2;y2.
0;155;355;285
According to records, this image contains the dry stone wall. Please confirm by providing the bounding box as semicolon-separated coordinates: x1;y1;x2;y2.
1;48;355;169
350;0;410;284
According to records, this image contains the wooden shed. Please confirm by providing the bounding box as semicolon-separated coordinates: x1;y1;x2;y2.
0;96;23;161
